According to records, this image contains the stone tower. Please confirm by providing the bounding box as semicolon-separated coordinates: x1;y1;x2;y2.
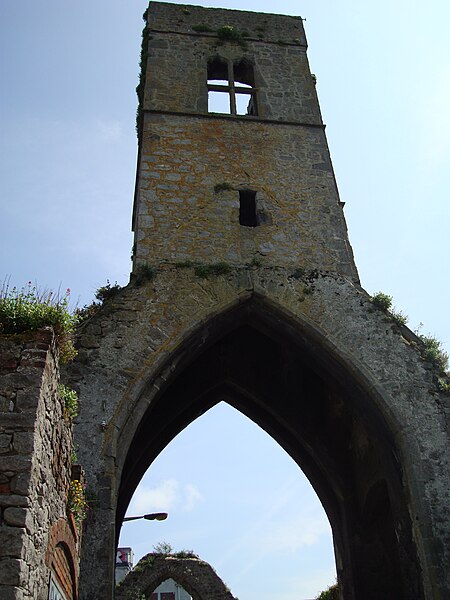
132;3;358;280
66;4;448;599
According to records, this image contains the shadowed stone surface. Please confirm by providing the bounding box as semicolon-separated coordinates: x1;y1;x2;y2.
0;330;81;599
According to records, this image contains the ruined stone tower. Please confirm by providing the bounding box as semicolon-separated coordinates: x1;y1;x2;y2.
131;3;358;280
64;3;448;599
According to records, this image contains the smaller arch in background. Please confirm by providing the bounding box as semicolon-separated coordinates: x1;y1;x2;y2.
115;553;236;600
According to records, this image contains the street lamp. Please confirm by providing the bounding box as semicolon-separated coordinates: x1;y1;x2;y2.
123;512;168;522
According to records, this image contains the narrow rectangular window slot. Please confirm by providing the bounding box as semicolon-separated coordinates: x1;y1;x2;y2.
239;190;257;227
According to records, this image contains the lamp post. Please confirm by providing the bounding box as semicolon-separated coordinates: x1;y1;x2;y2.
122;512;168;522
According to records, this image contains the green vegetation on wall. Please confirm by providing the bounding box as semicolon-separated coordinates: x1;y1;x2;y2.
0;282;78;363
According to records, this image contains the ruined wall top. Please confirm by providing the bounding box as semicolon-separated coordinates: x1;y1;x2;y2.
146;2;306;46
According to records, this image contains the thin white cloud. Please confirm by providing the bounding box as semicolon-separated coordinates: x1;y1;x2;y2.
183;484;203;511
215;474;307;569
231;511;331;584
255;512;331;553
129;478;179;515
128;479;204;516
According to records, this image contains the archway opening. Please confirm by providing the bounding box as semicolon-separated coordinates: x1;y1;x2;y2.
118;402;336;600
116;301;423;600
150;578;192;600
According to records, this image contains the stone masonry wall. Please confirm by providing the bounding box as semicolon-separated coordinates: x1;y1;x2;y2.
69;267;449;599
132;2;358;280
0;329;80;600
135;113;356;277
143;7;316;122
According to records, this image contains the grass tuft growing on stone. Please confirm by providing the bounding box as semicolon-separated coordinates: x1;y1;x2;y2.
249;256;262;267
194;262;232;278
419;334;449;372
175;260;195;269
291;267;306;279
315;582;339;600
95;280;122;303
371;291;393;311
133;263;156;286
371;291;408;327
0;281;78;363
192;24;215;33
214;182;233;193
216;25;249;49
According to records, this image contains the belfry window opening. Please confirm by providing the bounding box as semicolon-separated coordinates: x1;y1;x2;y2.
207;57;257;116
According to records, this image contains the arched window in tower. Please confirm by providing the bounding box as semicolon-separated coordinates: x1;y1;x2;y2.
234;58;257;115
207;57;258;116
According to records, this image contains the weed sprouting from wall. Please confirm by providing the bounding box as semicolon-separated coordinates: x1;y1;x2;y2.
95;281;121;303
216;25;249;49
372;293;449;374
76;280;122;324
371;292;393;312
136;12;151;142
418;334;449;372
214;182;233;193
194;262;232;278
133;263;156;286
174;260;195;269
59;384;79;420
371;291;408;327
192;24;215;33
0;281;78;363
68;479;88;528
191;23;249;49
315;582;339;600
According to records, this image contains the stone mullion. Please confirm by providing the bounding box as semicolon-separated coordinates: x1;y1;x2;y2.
227;59;237;115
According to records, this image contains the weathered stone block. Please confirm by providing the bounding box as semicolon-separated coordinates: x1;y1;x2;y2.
80;335;100;349
3;507;31;530
14;390;39;412
0;585;24;600
0;527;26;558
0;456;32;473
11;433;35;455
9;473;31;496
0;434;12;454
0;494;29;508
0;558;27;586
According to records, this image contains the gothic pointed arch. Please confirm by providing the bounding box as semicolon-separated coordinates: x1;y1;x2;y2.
108;288;423;600
69;268;448;600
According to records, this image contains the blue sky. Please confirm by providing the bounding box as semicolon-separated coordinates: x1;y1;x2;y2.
1;1;449;599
